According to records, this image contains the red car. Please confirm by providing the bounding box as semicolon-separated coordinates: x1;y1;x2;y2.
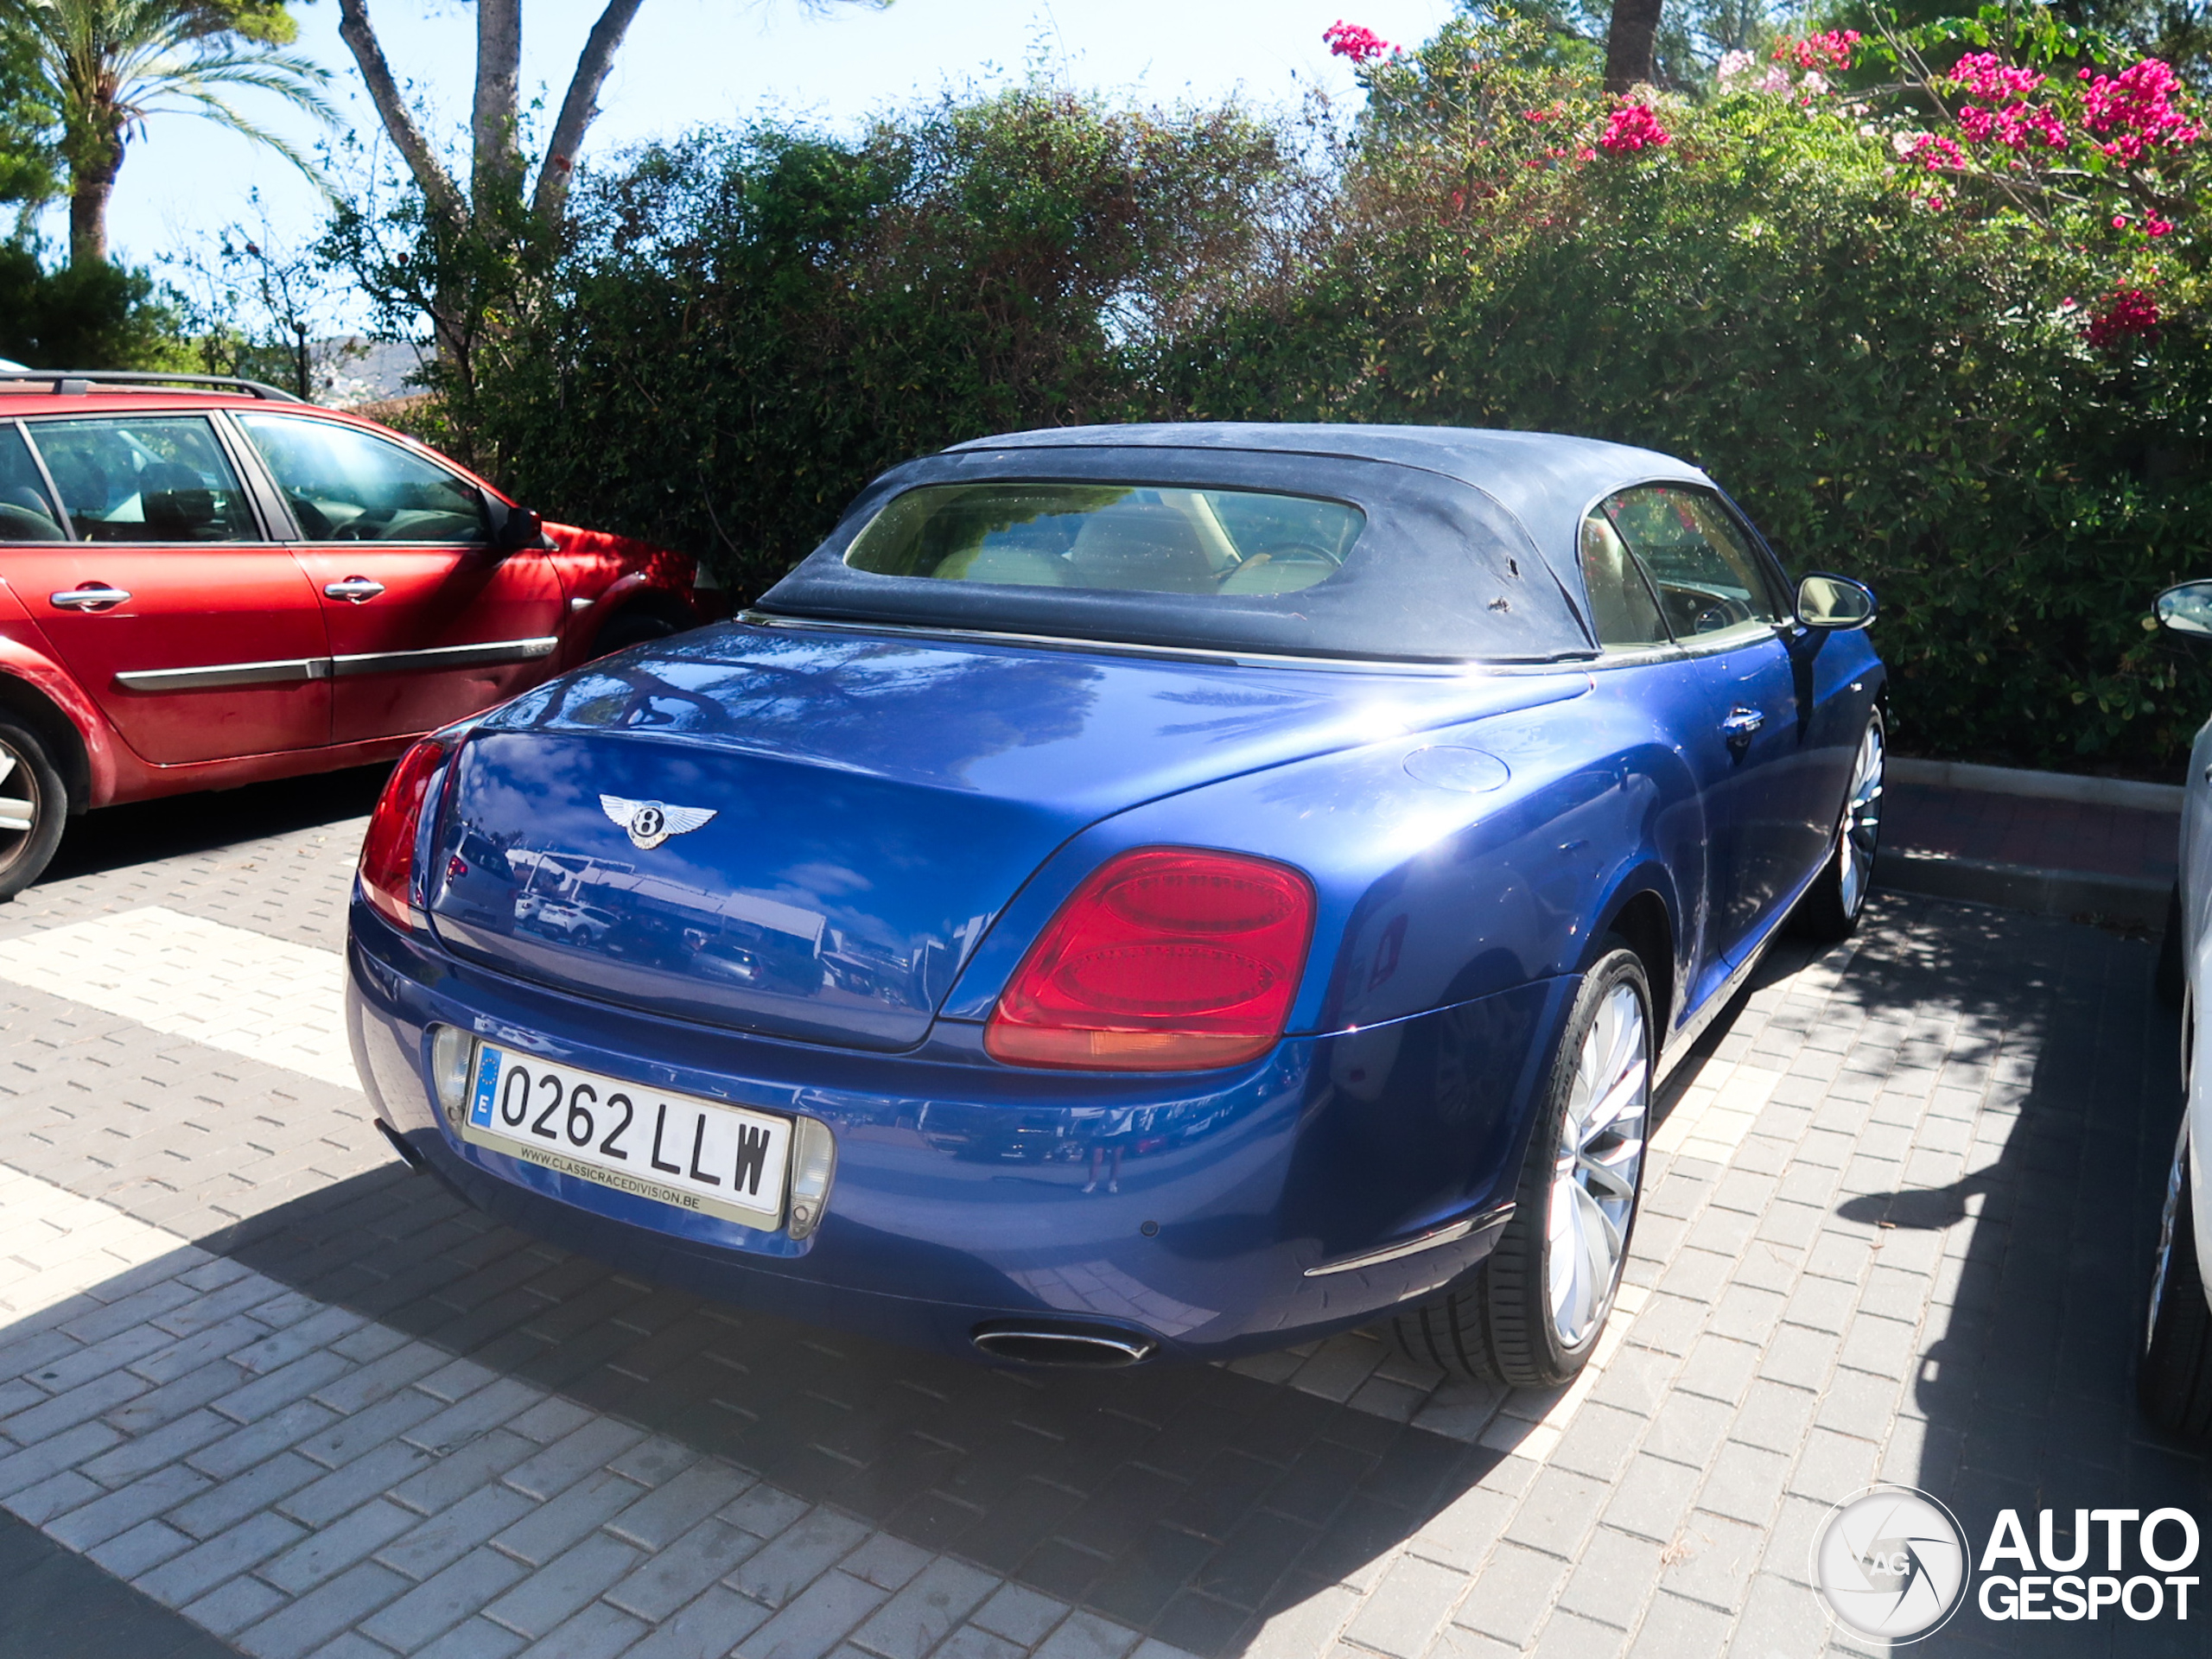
0;369;717;898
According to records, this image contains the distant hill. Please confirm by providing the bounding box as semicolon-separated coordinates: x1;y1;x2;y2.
312;338;428;407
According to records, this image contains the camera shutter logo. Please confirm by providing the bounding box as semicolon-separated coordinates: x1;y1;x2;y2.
1811;1485;1970;1641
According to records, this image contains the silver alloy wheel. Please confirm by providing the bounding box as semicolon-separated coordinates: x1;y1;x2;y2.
1548;982;1649;1348
1837;719;1885;919
2149;1125;2189;1352
0;737;41;873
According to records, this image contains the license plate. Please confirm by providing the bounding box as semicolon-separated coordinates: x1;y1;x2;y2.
461;1043;791;1230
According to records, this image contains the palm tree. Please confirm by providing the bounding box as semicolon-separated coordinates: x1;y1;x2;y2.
9;0;337;265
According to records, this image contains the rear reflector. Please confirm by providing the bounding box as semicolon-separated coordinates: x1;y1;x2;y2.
984;847;1314;1071
358;738;448;930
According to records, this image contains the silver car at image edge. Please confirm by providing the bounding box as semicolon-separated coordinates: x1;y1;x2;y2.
2142;579;2212;1433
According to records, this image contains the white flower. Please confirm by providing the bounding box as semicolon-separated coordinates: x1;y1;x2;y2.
1717;49;1756;88
1799;70;1829;95
1755;64;1791;93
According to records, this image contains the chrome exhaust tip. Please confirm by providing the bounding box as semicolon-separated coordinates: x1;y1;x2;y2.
374;1118;428;1173
971;1322;1159;1367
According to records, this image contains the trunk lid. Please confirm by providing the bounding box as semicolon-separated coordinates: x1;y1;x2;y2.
425;623;1586;1049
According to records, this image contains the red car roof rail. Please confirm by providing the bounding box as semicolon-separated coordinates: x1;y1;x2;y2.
0;369;303;403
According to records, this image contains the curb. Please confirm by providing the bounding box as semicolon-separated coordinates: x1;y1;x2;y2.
1889;757;2183;812
1875;848;2171;929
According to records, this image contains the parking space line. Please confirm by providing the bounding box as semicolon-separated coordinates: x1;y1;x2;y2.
0;1165;1195;1659
1;888;2024;1659
0;907;357;1090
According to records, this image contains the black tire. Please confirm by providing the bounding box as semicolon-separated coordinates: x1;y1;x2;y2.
1392;943;1652;1387
2157;883;2186;1011
591;607;684;658
1793;708;1886;943
2140;1127;2212;1439
0;720;67;902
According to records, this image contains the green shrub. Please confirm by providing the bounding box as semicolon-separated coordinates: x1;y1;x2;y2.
1166;17;2212;771
431;16;2212;773
0;245;183;368
448;88;1293;596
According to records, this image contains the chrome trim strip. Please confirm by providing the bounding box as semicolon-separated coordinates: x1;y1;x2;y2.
1302;1203;1516;1277
739;612;1599;677
331;636;558;677
113;634;559;691
114;656;330;691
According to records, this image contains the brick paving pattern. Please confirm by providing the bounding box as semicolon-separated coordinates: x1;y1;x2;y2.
0;766;2206;1657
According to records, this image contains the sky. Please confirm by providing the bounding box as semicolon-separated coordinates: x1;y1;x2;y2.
72;0;1461;295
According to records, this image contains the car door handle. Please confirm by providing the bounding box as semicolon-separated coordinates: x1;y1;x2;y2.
1720;707;1765;743
49;585;131;611
324;578;385;603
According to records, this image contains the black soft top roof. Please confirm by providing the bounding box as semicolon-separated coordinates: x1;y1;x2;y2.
760;423;1714;664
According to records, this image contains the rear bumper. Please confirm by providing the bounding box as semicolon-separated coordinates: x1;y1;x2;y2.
347;899;1574;1361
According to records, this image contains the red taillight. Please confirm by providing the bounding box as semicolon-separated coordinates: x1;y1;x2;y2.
985;848;1316;1071
358;739;448;930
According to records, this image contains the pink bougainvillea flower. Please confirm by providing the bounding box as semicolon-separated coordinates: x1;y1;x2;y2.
1904;133;1967;171
2083;286;2159;348
1715;48;1757;89
1599;104;1671;153
2083;59;2201;162
2148;217;2175;236
1775;29;1860;70
1949;52;2044;103
1322;21;1396;62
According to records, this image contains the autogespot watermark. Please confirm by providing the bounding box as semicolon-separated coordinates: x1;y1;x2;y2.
1809;1485;2202;1639
1811;1485;1970;1641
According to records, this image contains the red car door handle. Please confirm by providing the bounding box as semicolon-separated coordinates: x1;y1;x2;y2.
324;578;386;603
49;585;131;611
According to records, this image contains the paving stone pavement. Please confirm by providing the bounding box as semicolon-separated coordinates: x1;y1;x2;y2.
0;770;2208;1658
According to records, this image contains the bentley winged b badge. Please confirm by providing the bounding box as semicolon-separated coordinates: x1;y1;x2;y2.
600;795;717;850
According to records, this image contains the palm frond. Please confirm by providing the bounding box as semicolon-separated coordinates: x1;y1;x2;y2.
161;86;336;197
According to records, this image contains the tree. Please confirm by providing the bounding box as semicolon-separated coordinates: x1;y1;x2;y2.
1604;0;1664;90
6;0;337;265
0;14;58;205
0;240;181;365
326;0;885;397
334;0;886;242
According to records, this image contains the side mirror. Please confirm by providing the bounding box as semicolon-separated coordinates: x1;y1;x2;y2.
1796;572;1877;631
484;493;547;556
2156;580;2212;639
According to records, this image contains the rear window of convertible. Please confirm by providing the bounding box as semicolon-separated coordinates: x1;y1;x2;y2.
765;450;1595;664
843;483;1367;598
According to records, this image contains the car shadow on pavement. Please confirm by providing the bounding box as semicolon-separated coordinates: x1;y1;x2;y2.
39;765;390;887
190;1159;1507;1657
1821;904;2208;1656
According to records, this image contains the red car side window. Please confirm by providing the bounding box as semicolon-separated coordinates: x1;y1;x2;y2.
23;416;258;543
235;415;488;544
0;425;67;542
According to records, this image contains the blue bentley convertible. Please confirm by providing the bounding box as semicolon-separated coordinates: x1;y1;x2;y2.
346;423;1884;1386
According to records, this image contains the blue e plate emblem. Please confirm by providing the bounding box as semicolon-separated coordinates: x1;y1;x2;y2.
468;1044;502;1128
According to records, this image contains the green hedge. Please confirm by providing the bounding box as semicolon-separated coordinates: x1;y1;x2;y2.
442;23;2212;774
445;91;1288;587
